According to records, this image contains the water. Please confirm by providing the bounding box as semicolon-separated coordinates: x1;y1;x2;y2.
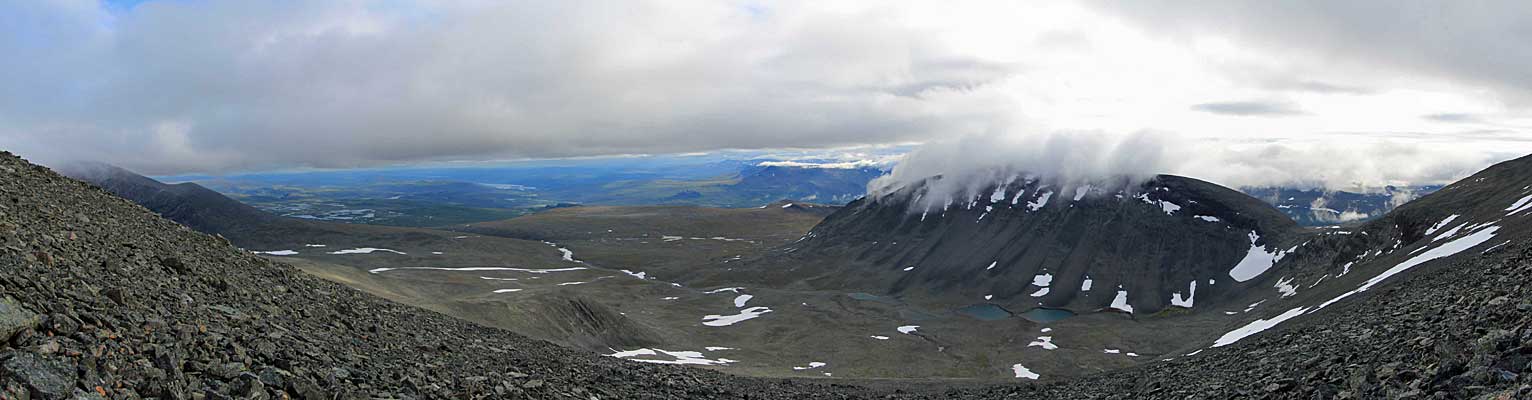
847;292;900;305
955;303;1013;321
1018;307;1075;323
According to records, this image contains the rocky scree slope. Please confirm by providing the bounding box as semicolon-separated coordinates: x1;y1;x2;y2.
0;153;903;399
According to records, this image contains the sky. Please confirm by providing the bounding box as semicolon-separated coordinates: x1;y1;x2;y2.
3;0;1531;191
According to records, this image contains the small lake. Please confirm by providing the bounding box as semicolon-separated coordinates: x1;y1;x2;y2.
955;303;1013;321
846;292;900;305
1018;307;1075;323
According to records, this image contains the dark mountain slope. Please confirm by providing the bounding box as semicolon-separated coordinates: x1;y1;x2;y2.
720;174;1302;315
1004;154;1532;398
57;162;284;243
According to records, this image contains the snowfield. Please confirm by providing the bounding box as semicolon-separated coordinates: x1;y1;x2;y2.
368;266;587;274
702;307;773;327
328;247;407;255
1214;224;1501;348
1011;364;1040;379
1228;232;1287;282
609;348;737;366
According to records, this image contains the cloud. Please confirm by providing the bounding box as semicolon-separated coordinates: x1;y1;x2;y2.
1421;113;1483;123
1191;100;1306;117
869;130;1507;209
868;130;1174;210
1086;0;1532;104
0;1;1019;174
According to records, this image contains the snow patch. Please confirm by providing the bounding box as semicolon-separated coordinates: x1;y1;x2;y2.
1424;215;1460;236
1110;289;1133;313
609;348;737;366
1027;336;1057;350
1508;195;1532;215
1170;280;1196;308
1011;364;1039;380
328;247;406;255
897;325;919;334
368;266;586;274
1027;191;1053;212
792;362;826;370
703;307;773;327
254;250;298;256
733;294;753;308
1228;232;1287;282
1274;276;1297;298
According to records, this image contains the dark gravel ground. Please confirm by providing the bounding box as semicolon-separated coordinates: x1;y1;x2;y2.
1;150;1529;399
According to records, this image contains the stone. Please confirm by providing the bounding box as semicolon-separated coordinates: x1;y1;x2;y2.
0;297;39;341
1;351;77;400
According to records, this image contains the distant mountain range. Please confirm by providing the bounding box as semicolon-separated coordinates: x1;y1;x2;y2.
1243;185;1442;226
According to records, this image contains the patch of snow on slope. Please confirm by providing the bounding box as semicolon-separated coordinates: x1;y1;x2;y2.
329;247;406;255
1432;223;1465;242
1215;225;1500;348
1314;226;1500;311
703;307;773;326
704;287;745;294
1508;195;1532;215
1027;190;1053;212
609;348;737;366
303;244;327;247
1032;273;1054;287
1425;215;1460;236
1212;306;1310;347
492;288;523;293
733;294;753;308
368;266;586;274
1030;288;1050;297
1228;232;1286;282
870;335;890;340
986;261;997;270
254;250;298;256
792;362;827;370
1110;289;1133;313
1073;185;1092;201
1194;215;1220;222
1012;364;1040;380
1081;277;1092;291
1170;281;1196;307
1027;336;1057;350
621;269;649;279
897;325;919;334
1274;277;1297;298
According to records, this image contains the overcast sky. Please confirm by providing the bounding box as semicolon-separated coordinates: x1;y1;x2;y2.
3;1;1531;190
